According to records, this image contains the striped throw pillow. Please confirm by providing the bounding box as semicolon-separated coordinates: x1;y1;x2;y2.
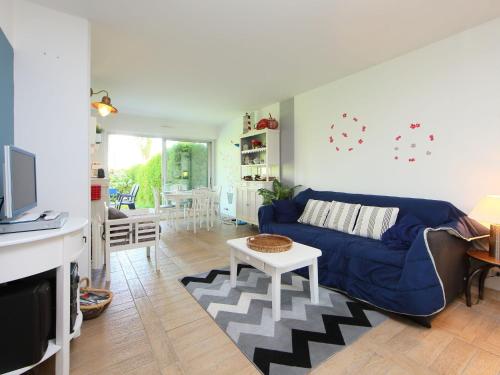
297;199;331;227
323;201;362;233
353;205;399;240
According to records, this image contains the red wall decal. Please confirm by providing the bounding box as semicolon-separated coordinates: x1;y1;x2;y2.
327;112;367;153
393;123;435;163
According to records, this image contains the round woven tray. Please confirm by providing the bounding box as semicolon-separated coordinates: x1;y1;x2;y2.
79;277;113;320
247;234;293;253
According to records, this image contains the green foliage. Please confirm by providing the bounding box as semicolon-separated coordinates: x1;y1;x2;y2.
132;154;162;208
190;143;208;188
257;180;301;205
109;169;135;196
139;138;152;160
165;142;207;190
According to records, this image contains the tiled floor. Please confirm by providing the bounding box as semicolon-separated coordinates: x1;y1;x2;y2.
41;222;500;374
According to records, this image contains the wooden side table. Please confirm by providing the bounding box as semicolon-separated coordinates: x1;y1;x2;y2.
465;249;500;307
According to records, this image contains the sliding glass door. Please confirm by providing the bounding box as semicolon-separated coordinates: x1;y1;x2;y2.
108;135;212;207
162;140;210;192
108;134;163;208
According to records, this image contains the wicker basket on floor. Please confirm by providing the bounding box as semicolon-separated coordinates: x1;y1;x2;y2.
246;234;293;253
80;277;113;320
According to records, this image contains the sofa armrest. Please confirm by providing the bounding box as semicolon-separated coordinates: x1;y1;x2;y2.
258;205;275;233
426;229;469;305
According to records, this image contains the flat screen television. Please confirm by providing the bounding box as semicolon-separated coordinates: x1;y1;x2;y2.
3;145;37;219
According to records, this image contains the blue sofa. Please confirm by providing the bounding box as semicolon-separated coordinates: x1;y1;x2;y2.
259;189;484;326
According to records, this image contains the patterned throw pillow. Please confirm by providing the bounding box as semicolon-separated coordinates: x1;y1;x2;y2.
323;200;362;233
353;205;400;240
297;199;331;227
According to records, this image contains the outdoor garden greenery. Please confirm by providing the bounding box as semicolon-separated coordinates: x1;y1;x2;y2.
109;142;208;208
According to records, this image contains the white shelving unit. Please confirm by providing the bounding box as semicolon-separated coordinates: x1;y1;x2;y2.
236;129;280;226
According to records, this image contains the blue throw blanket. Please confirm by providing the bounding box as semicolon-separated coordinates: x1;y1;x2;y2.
259;189;487;317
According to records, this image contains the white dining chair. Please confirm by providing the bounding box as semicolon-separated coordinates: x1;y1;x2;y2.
152;187;175;228
186;189;210;233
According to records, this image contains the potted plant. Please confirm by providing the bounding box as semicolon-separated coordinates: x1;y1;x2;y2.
257;180;300;205
95;124;104;144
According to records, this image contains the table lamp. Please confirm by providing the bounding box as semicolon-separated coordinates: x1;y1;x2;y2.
469;195;500;259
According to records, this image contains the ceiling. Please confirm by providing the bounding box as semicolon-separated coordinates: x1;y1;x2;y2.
29;0;500;127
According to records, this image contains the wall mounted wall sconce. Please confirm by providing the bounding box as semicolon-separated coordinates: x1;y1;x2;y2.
90;88;118;117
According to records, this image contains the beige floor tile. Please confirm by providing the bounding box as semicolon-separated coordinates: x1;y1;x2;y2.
34;222;500;375
430;338;477;375
462;349;500;375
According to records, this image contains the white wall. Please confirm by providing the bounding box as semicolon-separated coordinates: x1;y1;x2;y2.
96;112;218;184
0;0;14;44
215;103;279;216
294;18;500;214
12;1;91;277
215;117;243;217
99;113;218;140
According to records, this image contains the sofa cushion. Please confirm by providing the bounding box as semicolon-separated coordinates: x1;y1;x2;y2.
297;199;330;227
353;205;399;240
272;199;300;223
108;207;128;220
381;213;426;250
294;188;458;228
324;200;361;233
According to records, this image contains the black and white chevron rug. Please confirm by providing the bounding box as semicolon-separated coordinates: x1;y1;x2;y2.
180;265;387;375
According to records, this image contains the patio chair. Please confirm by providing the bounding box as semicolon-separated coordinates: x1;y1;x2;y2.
117;184;140;210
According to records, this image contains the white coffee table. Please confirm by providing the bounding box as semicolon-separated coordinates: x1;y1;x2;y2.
227;236;322;322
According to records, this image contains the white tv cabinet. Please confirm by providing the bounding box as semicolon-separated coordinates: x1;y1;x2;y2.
0;217;87;375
